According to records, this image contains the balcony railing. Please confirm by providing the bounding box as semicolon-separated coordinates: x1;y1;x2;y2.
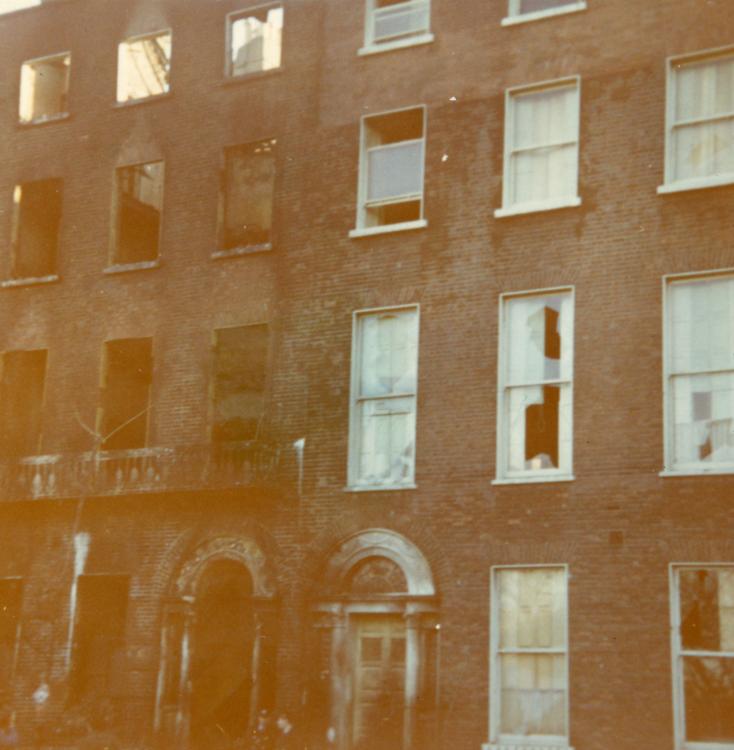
0;441;282;501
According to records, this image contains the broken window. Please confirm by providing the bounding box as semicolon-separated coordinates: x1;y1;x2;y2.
227;5;283;77
498;290;573;479
11;179;62;279
355;107;426;232
212;325;268;442
117;31;171;103
665;274;734;472
0;579;23;686
673;566;734;746
0;350;47;456
113;162;164;264
99;338;153;451
349;307;418;488
69;575;129;704
221;140;276;251
364;0;431;50
19;52;70;123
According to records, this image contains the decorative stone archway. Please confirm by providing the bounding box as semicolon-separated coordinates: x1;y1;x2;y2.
154;536;278;750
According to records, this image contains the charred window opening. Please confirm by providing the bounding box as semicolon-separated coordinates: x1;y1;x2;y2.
212;325;268;442
222;140;276;251
69;575;129;705
116;32;171;103
0;350;47;456
100;338;152;451
0;580;23;687
11;179;62;279
227;6;283;78
114;162;164;264
19;53;70;123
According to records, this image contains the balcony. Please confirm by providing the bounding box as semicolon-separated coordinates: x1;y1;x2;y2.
0;441;282;501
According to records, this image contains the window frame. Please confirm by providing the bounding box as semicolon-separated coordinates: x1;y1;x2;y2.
116;29;172;105
494;286;575;484
661;269;734;476
495;76;581;218
489;564;572;750
18;51;71;125
658;46;734;195
359;0;434;56
669;563;734;750
224;3;284;79
347;304;420;491
502;0;587;26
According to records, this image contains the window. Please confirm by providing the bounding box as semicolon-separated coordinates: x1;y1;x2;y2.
212;325;268;442
503;0;587;24
490;566;569;749
496;78;581;217
0;350;47;456
116;31;171;103
10;179;62;279
227;4;283;77
663;273;734;474
349;306;419;489
220;140;276;252
496;290;573;482
361;0;432;54
671;565;734;749
112;162;164;265
660;48;734;193
19;52;70;124
351;107;426;236
0;579;23;687
99;338;153;451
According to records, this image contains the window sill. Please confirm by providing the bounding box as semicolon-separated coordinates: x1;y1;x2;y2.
113;92;171;109
220;67;284;86
657;174;734;194
344;483;417;493
492;475;575;485
358;33;434;57
494;197;581;218
660;468;734;478
212;243;272;259
483;743;574;750
349;219;427;239
501;2;586;25
103;259;160;275
18;112;70;128
1;274;59;289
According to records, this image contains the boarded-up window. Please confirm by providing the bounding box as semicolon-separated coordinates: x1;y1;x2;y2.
222;141;276;250
114;162;164;264
19;53;70;123
0;579;23;686
0;350;47;456
11;179;62;279
212;325;268;442
70;575;129;703
100;338;152;451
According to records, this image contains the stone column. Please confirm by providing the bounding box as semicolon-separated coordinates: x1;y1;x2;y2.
403;612;420;750
328;606;349;750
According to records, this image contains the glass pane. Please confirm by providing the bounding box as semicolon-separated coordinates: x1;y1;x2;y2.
675;56;734;122
680;568;734;652
374;0;429;42
513;86;577;151
117;33;171;102
230;7;283;76
359;312;418;397
512;143;577;205
367;140;424;203
518;0;577;14
357;397;415;485
673;118;734;181
683;656;734;743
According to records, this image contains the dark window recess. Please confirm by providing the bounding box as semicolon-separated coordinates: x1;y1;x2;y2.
12;179;62;279
0;350;47;456
222;140;276;250
100;338;152;450
114;162;163;264
69;575;129;704
212;325;268;442
0;579;23;686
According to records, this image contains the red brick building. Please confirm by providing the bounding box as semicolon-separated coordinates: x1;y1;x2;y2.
0;1;733;749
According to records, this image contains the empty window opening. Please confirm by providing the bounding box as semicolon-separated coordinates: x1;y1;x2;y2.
69;575;129;705
99;338;153;451
228;5;283;77
0;580;23;687
113;162;164;264
367;0;431;47
117;31;171;103
19;53;70;123
358;107;425;230
11;179;62;279
221;140;276;250
212;325;268;442
0;350;47;456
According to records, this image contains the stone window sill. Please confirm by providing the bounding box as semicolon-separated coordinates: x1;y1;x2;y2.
1;274;59;288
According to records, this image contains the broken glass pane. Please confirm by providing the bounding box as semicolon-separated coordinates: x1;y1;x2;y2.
683;656;734;743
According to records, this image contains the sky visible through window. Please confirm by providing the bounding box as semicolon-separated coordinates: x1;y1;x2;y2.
0;0;41;13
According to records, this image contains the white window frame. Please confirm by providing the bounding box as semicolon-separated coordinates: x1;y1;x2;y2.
116;29;172;104
661;269;734;477
350;104;428;239
360;0;434;56
225;3;284;79
495;77;581;218
494;287;575;484
488;564;572;750
347;304;419;491
670;563;734;750
658;46;734;195
502;0;587;26
18;51;71;125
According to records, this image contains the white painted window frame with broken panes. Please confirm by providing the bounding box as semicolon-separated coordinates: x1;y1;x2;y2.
347;305;419;491
502;0;587;26
487;565;572;750
670;564;734;750
494;287;574;484
225;3;283;79
359;0;433;56
660;269;734;476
